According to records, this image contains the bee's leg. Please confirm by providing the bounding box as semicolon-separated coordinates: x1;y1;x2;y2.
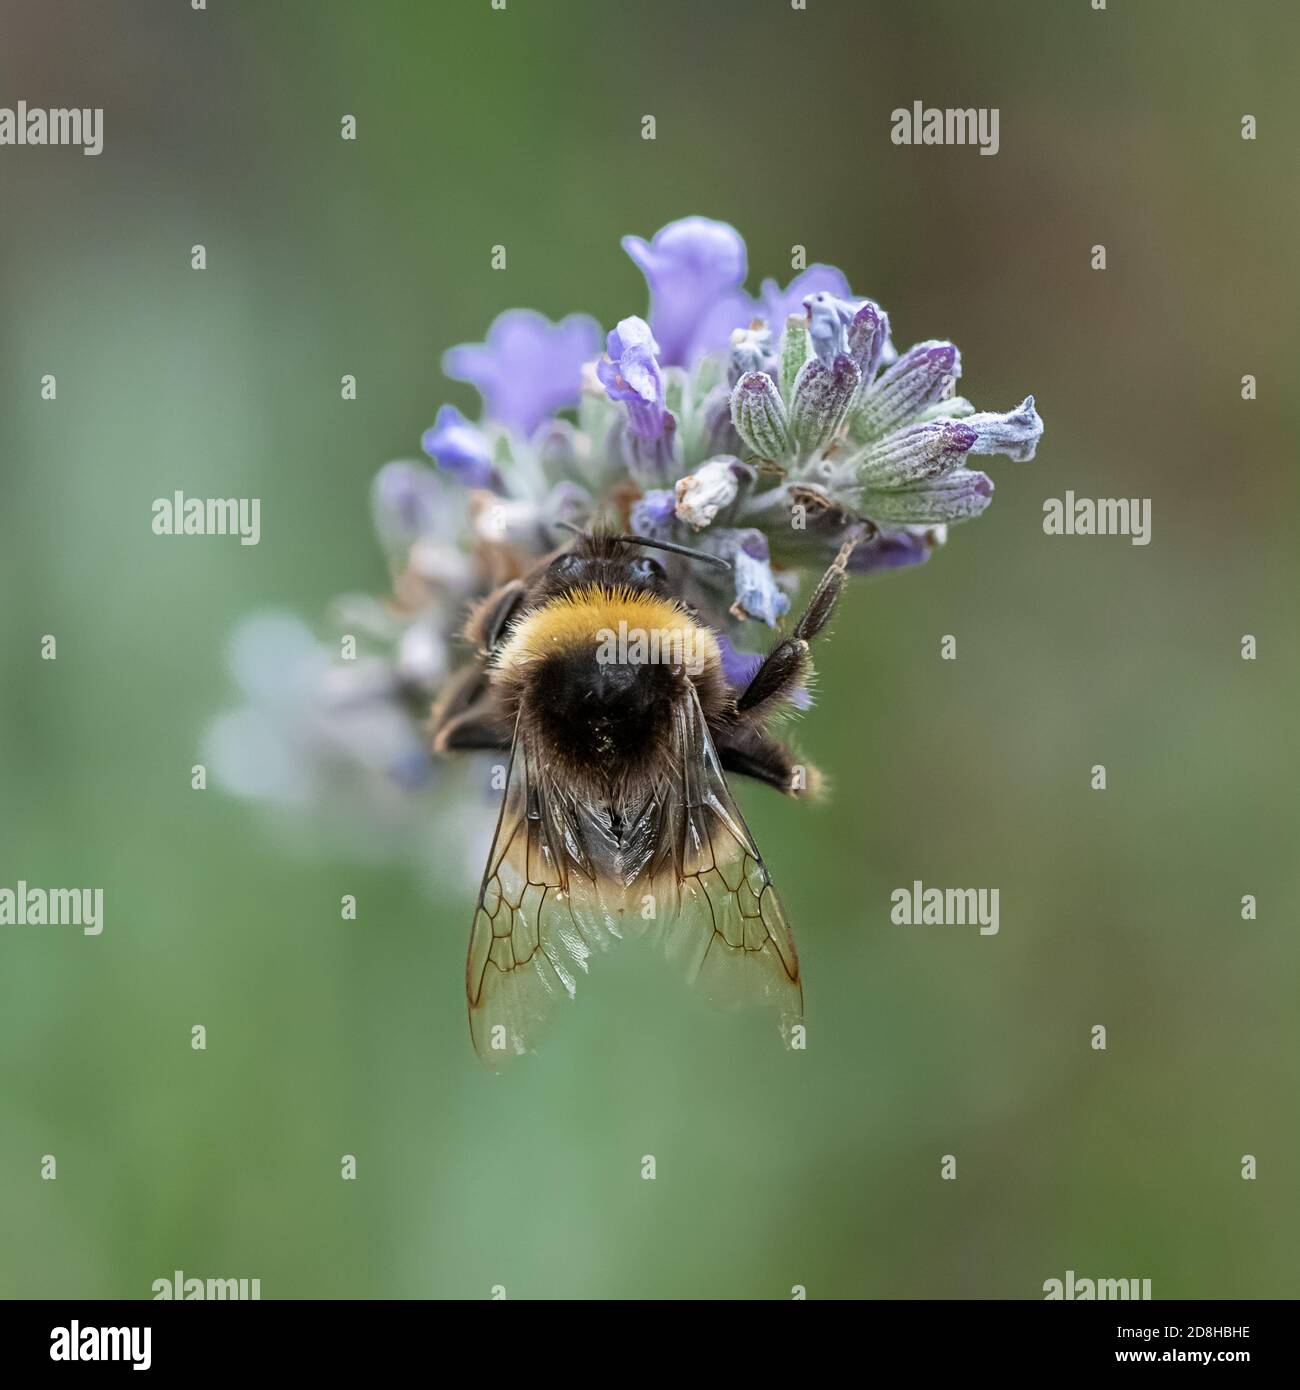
430;580;526;754
432;693;511;753
429;662;511;752
429;662;488;736
715;724;824;798
735;531;861;717
465;578;527;654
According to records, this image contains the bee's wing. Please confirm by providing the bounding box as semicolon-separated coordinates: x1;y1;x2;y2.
465;717;626;1065
636;686;804;1039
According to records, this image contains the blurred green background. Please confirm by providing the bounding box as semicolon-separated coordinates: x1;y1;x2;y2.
2;0;1297;1299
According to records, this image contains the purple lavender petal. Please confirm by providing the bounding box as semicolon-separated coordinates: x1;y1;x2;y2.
758;264;852;332
687;291;761;366
630;488;677;537
420;405;499;489
846;530;934;574
443;309;600;436
617;411;679;489
714;633;811;708
725;528;790;626
714;631;763;689
597;316;666;439
622;217;750;367
371;460;444;556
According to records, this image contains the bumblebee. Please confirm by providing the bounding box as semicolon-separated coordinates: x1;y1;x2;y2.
431;528;861;1063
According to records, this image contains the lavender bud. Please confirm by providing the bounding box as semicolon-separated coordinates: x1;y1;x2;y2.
964;395;1043;462
696;382;742;459
371;460;443;562
853;420;977;488
789;353;861;454
857;341;962;439
846;301;889;385
862;468;994;525
731;371;791;460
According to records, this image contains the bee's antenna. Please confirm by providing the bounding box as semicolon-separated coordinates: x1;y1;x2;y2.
607;533;732;572
553;518;732;572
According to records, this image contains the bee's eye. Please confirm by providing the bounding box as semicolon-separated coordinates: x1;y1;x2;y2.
629;556;666;584
551;553;585;577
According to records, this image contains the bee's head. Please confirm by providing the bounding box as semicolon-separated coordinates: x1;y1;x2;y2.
531;535;671;604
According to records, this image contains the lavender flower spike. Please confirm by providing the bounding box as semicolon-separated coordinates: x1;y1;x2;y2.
597;316;667;439
443;308;600;436
208;216;1046;886
622;216;751;366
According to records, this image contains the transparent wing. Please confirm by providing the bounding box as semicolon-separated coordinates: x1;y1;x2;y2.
635;687;804;1040
464;718;627;1066
465;693;804;1063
